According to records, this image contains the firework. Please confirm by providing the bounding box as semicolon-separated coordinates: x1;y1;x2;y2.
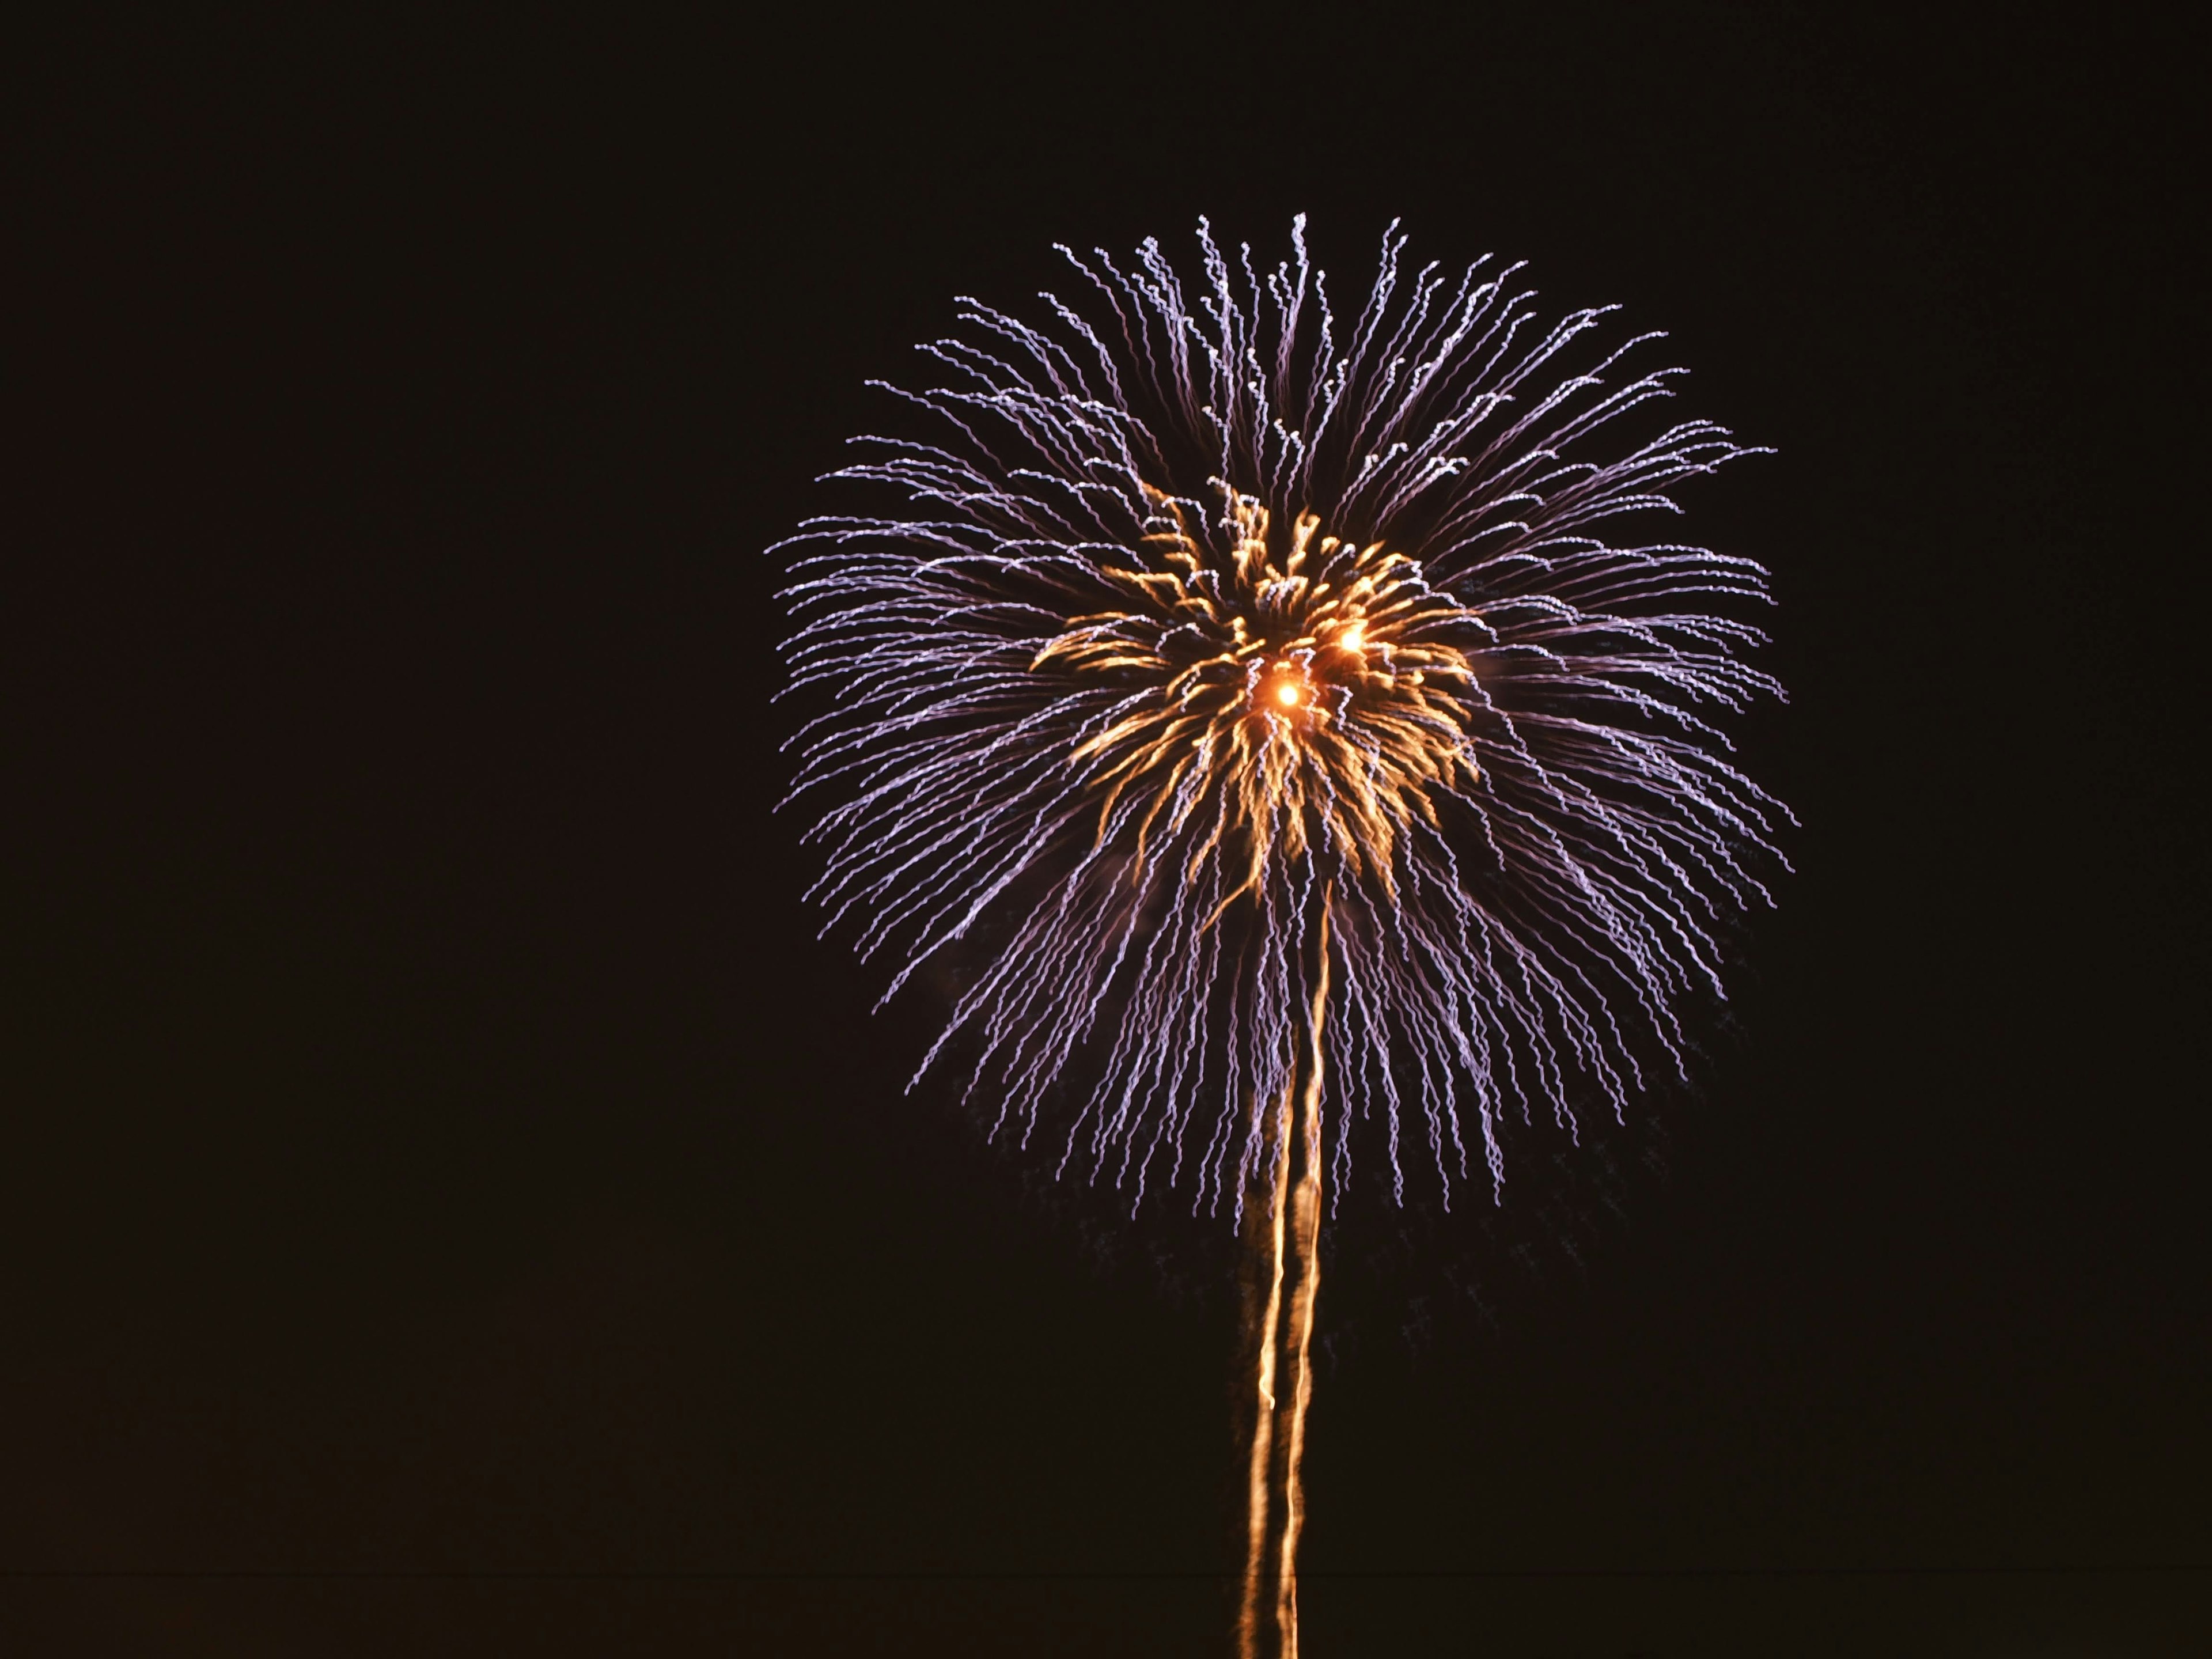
775;218;1786;1657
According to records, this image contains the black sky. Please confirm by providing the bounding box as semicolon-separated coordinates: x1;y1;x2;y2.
8;9;2205;1654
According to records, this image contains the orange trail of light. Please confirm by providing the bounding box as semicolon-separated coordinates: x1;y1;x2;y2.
1274;891;1331;1659
1238;1071;1295;1659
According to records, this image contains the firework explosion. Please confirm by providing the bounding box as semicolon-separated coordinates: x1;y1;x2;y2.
775;218;1786;1656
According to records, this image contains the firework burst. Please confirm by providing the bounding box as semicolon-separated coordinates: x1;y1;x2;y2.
779;216;1783;1209
774;217;1786;1656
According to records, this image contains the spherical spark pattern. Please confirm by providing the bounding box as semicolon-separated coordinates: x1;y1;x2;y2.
777;219;1787;1211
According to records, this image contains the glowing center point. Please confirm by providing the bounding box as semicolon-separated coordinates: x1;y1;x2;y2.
1275;683;1301;707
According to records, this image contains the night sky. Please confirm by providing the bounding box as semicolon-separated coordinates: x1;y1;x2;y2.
9;12;2203;1655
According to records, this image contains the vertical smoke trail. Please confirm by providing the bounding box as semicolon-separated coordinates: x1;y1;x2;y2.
1243;893;1332;1659
1275;893;1331;1657
1240;1070;1294;1659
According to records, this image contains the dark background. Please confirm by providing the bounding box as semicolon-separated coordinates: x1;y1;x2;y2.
8;9;2202;1654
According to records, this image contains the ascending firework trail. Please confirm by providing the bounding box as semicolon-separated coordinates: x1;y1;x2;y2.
773;218;1787;1658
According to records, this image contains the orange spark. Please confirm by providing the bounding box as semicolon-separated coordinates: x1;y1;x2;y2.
1035;482;1481;904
